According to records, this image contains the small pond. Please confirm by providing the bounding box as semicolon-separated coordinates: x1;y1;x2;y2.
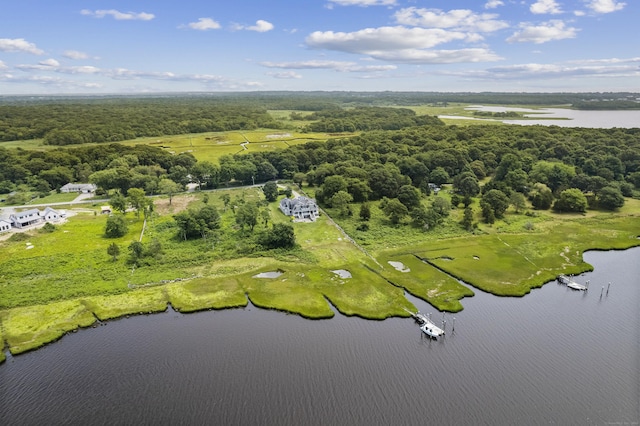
252;270;284;279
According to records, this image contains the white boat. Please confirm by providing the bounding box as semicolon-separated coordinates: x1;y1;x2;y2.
420;321;445;339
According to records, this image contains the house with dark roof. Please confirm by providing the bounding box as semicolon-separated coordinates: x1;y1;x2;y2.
279;196;319;221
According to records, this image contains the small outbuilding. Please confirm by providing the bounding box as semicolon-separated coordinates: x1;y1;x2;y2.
101;206;112;215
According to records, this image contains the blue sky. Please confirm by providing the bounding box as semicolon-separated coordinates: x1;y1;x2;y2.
0;0;637;94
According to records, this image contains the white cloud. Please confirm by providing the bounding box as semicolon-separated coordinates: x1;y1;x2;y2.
566;57;640;65
456;59;640;81
0;61;7;69
267;71;303;79
394;8;509;33
186;18;221;31
63;50;89;60
368;48;502;64
233;20;274;32
306;26;504;64
262;60;358;70
586;0;625;13
247;20;274;32
39;59;60;67
530;0;563;14
307;26;473;53
507;20;578;44
62;66;101;74
484;0;504;9
1;61;262;91
0;38;44;55
80;9;155;21
262;60;398;72
327;0;397;6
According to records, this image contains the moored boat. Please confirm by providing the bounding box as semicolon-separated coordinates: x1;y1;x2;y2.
420;322;445;338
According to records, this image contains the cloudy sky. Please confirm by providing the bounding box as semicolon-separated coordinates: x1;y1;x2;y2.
0;0;637;94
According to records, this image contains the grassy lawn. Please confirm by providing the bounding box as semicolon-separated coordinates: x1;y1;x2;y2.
0;212;144;309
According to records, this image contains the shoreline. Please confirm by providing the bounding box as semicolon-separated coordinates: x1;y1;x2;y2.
2;240;638;363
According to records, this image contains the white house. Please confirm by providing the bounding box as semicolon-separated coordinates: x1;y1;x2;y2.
0;219;11;233
9;209;42;229
279;196;320;221
41;207;61;222
60;183;97;194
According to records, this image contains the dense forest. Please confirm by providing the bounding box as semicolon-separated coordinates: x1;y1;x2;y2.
0;92;638;144
0;97;283;144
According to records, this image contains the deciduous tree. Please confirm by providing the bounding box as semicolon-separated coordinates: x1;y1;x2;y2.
263;181;278;202
105;215;128;238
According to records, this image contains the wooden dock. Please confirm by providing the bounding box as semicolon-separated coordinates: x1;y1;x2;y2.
557;274;588;291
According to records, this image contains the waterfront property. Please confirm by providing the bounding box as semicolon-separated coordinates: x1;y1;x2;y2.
60;183;97;194
279;196;320;221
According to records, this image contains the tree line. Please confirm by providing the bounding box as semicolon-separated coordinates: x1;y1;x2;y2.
0;97;283;144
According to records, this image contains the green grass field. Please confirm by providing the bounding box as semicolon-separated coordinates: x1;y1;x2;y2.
115;129;348;163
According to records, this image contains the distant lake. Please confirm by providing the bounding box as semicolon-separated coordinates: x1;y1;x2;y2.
441;105;640;128
1;247;639;425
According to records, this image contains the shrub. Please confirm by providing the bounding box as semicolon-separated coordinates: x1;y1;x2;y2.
39;222;56;233
105;215;128;238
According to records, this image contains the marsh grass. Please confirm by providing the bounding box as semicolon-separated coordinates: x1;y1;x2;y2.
167;277;248;313
1;300;96;355
377;253;474;312
116;129;345;163
83;287;169;321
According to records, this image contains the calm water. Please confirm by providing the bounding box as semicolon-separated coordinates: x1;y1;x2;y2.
1;248;639;425
442;106;640;128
